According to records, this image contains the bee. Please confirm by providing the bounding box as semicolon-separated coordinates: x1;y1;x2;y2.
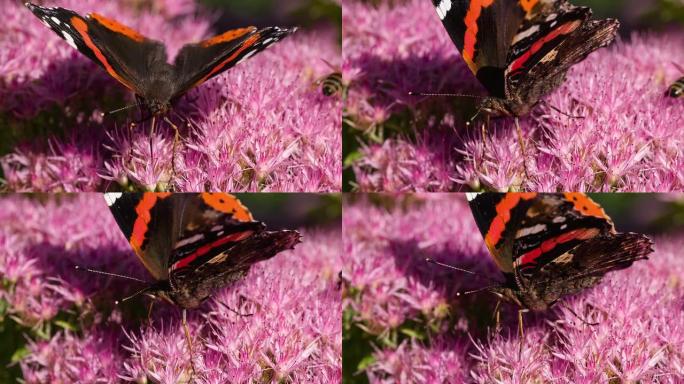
313;59;343;97
667;76;683;98
667;63;683;98
318;71;343;97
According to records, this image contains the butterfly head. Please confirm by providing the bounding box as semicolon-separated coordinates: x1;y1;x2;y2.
491;283;562;312
144;98;173;116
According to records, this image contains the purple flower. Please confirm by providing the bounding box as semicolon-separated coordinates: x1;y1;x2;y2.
1;0;341;192
344;194;684;383
0;195;341;382
344;0;684;192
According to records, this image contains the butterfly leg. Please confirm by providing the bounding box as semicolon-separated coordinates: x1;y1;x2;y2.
493;299;502;334
163;117;181;188
146;301;155;325
517;308;528;359
181;309;197;378
217;299;255;317
561;302;599;326
149;115;157;166
514;117;530;182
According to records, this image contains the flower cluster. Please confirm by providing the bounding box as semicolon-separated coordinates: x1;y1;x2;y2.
0;194;341;383
1;0;341;192
343;194;684;383
343;0;684;192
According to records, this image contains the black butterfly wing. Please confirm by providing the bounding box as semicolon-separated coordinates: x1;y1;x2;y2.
172;26;297;97
166;193;264;272
525;233;653;305
431;0;532;97
506;3;618;104
170;229;301;308
104;193;177;281
467;193;614;276
25;3;168;94
166;193;301;307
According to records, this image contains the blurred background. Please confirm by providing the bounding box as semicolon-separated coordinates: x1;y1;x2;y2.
198;0;340;39
237;193;342;230
574;0;684;32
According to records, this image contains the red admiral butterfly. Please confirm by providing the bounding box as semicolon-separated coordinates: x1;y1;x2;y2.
101;192;300;376
431;0;619;117
104;192;301;309
26;3;296;116
465;192;652;312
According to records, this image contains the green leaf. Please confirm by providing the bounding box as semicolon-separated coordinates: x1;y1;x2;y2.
10;346;29;363
54;320;77;332
357;355;376;371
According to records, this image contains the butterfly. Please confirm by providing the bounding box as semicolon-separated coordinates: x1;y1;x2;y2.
465;192;652;313
26;3;296;116
430;0;619;117
104;192;301;309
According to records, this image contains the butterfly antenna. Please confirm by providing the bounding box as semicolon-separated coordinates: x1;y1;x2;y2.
672;62;684;72
455;284;498;297
74;265;147;283
425;258;499;284
103;102;141;117
115;286;151;305
408;91;487;99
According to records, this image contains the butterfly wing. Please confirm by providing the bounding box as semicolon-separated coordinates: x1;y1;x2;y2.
172;26;296;96
526;232;652;305
165;193;301;308
505;3;618;104
467;192;538;274
467;193;615;275
104;193;176;280
25;3;168;94
432;0;535;97
509;193;616;275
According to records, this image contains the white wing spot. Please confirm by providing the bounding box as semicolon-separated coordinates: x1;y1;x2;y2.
515;224;547;238
51;16;61;25
465;193;480;201
436;0;452;20
512;25;539;45
236;50;258;65
104;193;123;206
62;31;78;49
175;234;206;249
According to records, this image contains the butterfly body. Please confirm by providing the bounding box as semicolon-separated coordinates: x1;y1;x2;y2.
105;193;301;309
431;0;618;117
26;3;296;116
467;193;653;311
